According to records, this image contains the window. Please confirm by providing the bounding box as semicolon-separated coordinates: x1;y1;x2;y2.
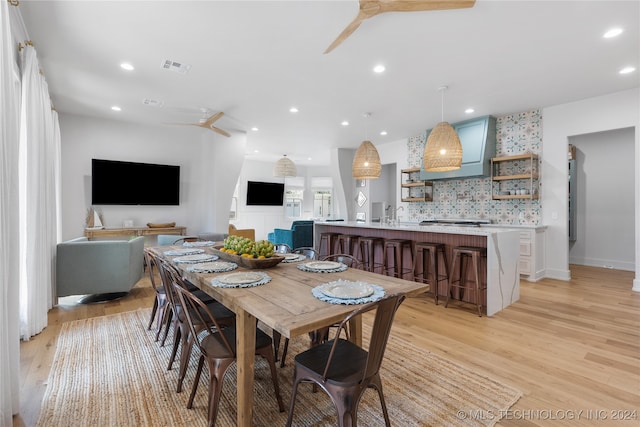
285;189;303;218
313;191;332;219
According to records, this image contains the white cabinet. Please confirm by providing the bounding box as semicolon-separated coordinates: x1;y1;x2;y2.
517;228;546;282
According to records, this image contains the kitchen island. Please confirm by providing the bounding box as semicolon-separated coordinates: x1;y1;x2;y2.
315;221;520;316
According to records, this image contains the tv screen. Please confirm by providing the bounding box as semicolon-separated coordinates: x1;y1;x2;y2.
246;181;284;206
91;159;180;205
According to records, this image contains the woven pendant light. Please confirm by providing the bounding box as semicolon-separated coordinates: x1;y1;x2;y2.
352;113;381;180
273;154;297;177
352;140;381;179
423;86;462;172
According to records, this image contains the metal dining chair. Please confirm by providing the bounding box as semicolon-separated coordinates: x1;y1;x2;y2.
274;243;293;254
292;246;319;260
143;249;171;341
173;282;285;425
321;253;363;269
276;252;361;368
286;293;407;427
157;258;234;394
173;236;206;245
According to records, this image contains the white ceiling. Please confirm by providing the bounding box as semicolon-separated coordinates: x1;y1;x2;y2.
18;1;639;166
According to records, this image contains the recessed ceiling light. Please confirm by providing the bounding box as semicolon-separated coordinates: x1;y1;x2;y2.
307;157;312;161
380;131;387;136
619;66;636;74
251;127;259;131
289;107;299;113
111;106;121;111
120;62;134;71
603;28;623;38
465;108;475;114
373;64;386;73
341;121;349;126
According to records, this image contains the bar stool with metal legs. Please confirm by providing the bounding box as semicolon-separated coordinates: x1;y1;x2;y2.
335;234;358;256
412;242;449;304
446;246;487;316
318;232;339;258
353;236;384;273
382;239;414;280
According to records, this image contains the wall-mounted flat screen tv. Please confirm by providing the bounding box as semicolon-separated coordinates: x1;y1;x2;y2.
91;159;180;205
246;181;284;206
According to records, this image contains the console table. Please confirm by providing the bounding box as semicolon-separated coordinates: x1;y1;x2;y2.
84;226;186;239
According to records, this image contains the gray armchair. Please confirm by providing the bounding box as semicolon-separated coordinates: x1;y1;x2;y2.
56;236;145;300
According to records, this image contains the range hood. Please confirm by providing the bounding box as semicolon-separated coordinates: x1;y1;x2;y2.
420;115;496;180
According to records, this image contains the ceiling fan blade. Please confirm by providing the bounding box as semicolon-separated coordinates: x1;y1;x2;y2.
378;0;476;13
211;126;231;137
325;0;475;53
324;14;366;54
202;111;224;128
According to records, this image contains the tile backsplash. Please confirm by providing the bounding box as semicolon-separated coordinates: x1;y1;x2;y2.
405;109;542;225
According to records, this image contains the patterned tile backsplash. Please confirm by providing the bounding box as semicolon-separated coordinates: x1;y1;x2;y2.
405;109;542;225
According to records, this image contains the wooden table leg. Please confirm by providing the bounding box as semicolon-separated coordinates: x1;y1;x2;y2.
347;313;363;346
237;308;257;427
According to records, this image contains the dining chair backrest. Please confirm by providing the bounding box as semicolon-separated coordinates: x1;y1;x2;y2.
324;293;406;382
274;243;292;254
157;257;179;309
172;281;235;356
292;246;318;260
320;253;362;269
144;249;162;293
173;236;205;245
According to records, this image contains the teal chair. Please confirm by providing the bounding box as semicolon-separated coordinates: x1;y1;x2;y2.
268;220;314;250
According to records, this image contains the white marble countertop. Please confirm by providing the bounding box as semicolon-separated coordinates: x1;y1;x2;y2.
315;221;521;236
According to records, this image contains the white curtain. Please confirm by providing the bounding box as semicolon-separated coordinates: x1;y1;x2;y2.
1;1;23;424
18;43;58;339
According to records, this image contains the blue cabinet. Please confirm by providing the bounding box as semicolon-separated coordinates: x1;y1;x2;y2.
420;115;496;180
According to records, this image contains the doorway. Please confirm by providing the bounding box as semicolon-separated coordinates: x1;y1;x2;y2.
568;127;635;271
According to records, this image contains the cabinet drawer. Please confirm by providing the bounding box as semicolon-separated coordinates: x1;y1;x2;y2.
519;241;531;256
519;258;531;275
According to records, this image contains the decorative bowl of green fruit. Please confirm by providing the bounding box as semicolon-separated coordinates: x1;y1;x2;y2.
212;236;284;269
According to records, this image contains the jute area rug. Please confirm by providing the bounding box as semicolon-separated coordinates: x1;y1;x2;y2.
36;308;521;426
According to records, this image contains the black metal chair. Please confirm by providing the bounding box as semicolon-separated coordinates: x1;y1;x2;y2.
286;293;407;427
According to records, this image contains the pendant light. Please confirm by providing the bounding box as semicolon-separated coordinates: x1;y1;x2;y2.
352;113;381;180
423;86;462;172
273;154;297;177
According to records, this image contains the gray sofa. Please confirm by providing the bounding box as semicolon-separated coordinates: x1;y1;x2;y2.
56;236;145;299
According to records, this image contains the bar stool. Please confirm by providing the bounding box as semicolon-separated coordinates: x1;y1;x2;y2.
354;236;384;273
382;239;414;280
412;242;449;305
335;234;359;256
319;232;339;258
446;246;487;316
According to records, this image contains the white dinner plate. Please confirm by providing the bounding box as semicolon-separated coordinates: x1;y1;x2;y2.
173;253;216;263
218;272;264;285
305;261;343;271
186;261;235;273
318;281;374;299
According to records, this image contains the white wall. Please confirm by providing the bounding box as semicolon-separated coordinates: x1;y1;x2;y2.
569;128;635;271
542;88;640;290
58;113;246;242
233;159;332;240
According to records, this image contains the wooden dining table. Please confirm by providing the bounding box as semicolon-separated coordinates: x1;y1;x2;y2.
152;246;429;427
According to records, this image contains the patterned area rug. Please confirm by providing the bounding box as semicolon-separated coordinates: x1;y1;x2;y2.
36;308;521;426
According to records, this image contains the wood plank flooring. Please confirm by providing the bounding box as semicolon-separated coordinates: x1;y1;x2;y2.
13;265;640;426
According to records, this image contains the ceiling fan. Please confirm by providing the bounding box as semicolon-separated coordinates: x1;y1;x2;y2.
324;0;476;54
167;111;231;137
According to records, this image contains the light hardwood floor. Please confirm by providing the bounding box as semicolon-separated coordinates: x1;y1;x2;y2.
13;265;640;426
